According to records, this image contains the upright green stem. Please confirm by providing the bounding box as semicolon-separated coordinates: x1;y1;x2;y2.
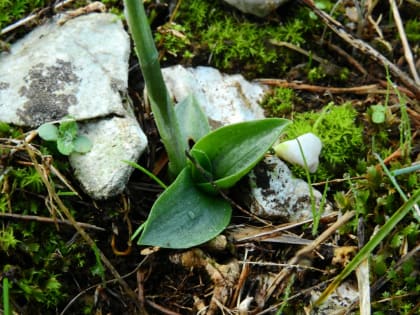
124;0;187;176
3;277;10;315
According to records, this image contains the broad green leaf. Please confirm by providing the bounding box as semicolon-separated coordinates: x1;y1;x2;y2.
138;167;231;248
190;118;290;193
37;123;58;141
73;135;93;153
175;94;210;144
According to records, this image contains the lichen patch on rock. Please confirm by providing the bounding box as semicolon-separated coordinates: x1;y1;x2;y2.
17;59;79;125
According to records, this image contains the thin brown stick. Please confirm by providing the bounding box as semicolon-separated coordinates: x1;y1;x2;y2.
389;0;420;84
376;80;417;98
298;0;420;99
232;212;338;243
136;270;147;312
230;248;251;308
257;79;390;95
145;299;182;315
0;212;105;231
314;35;368;76
264;210;355;303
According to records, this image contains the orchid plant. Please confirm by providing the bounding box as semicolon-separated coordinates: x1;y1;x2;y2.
124;0;289;248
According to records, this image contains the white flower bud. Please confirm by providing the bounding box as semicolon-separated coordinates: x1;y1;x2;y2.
273;133;322;173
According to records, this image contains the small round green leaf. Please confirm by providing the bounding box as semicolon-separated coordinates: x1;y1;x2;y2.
73;135;93;153
57;135;74;155
37;123;58;141
58;119;78;139
370;105;386;124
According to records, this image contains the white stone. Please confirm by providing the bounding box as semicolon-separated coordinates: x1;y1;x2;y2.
162;65;266;129
244;155;330;221
0;13;148;199
69;115;147;200
222;0;290;17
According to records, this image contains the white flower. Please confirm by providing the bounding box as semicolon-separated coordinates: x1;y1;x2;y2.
273;133;322;173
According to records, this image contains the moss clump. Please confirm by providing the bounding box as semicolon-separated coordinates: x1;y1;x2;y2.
0;126;100;313
155;22;193;61
0;0;48;30
283;102;365;180
405;19;420;42
261;87;295;116
167;0;317;77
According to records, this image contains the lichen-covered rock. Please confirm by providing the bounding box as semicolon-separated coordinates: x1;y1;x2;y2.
243;155;331;221
0;13;128;127
0;13;147;200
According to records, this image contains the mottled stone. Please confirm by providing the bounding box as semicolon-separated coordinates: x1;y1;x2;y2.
243;155;331;221
311;281;359;314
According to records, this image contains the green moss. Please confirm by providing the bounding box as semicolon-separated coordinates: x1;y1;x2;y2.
155;22;193;61
284;102;365;180
0;127;99;312
405;19;420;42
0;0;125;33
170;0;318;76
0;0;48;30
307;66;326;82
261;87;295;116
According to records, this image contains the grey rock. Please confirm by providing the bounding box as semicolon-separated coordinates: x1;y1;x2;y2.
244;156;331;221
69;115;147;200
222;0;290;17
0;13;148;199
0;13;129;126
162;65;266;129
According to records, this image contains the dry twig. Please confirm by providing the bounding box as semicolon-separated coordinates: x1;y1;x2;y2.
0;212;105;231
257;79;397;95
264;210;355;304
298;0;420;99
389;0;420;84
